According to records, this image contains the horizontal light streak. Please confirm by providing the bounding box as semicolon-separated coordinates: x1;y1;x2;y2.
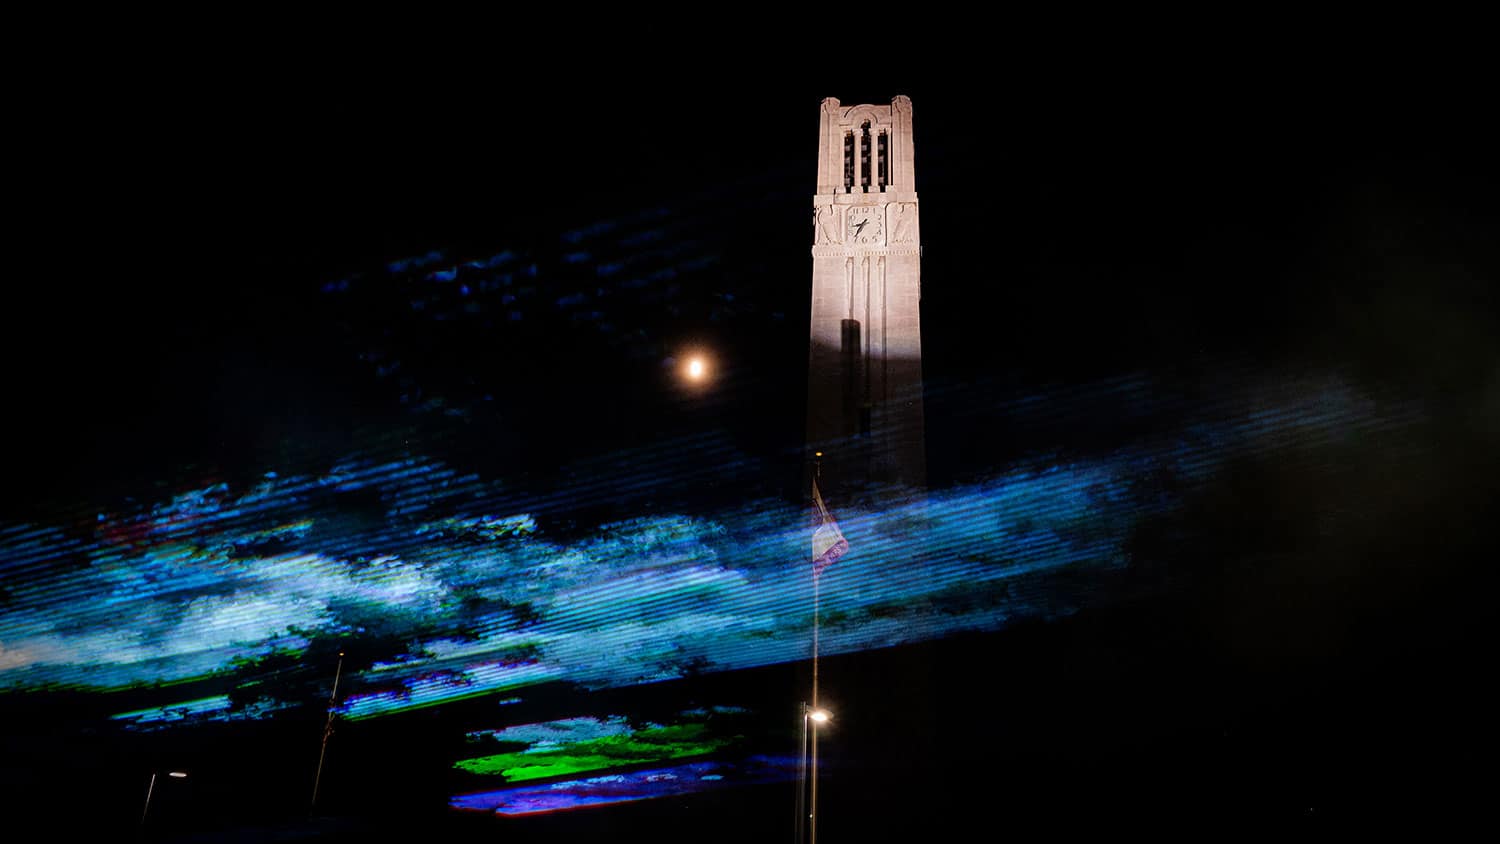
450;755;799;816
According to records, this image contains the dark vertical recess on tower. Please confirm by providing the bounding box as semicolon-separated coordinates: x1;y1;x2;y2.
843;132;855;192
840;318;863;440
860;121;872;191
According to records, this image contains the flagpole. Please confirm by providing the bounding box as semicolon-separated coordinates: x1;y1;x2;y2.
311;650;344;811
811;453;822;717
804;453;847;844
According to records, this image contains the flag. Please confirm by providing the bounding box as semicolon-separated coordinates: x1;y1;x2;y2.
811;477;848;576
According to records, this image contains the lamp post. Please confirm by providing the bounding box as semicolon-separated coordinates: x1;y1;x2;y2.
795;703;808;844
312;650;345;810
140;770;187;827
795;703;832;844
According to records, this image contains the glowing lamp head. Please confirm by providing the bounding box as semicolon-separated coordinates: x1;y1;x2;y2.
809;709;832;723
168;771;188;778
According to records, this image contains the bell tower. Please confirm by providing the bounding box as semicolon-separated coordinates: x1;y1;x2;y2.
807;95;926;499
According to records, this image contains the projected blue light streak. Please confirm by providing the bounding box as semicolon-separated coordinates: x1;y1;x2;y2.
0;374;1423;730
450;755;800;816
111;693;293;730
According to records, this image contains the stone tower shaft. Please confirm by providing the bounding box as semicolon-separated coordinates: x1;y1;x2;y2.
807;96;926;496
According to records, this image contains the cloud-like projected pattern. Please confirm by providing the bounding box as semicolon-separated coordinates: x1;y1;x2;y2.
0;373;1422;733
456;708;747;782
451;756;801;816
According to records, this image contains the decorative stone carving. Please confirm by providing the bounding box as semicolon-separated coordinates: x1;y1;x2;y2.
812;245;920;258
889;202;917;244
813;204;841;245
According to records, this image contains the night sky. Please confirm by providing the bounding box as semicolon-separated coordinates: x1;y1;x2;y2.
11;46;1497;497
4;30;1498;836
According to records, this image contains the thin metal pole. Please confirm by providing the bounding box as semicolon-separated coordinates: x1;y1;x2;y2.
811;571;820;844
311;651;345;810
140;771;157;826
795;702;808;844
813;570;821;715
809;454;823;844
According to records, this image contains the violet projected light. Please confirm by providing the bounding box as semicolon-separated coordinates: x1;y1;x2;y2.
0;373;1422;725
0;213;1435;819
451;756;800;816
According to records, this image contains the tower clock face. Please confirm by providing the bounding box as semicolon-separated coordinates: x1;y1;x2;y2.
846;206;884;245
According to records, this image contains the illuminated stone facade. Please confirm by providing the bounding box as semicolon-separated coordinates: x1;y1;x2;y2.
807;95;926;496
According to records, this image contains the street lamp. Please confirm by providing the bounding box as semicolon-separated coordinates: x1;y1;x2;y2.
796;703;834;844
140;770;188;826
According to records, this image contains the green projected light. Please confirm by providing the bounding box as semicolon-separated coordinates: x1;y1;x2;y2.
455;713;742;782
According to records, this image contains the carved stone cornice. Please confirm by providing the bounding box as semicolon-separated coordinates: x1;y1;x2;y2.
813;191;919;205
811;246;921;258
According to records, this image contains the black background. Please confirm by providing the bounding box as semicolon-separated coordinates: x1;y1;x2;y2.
3;22;1497;838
